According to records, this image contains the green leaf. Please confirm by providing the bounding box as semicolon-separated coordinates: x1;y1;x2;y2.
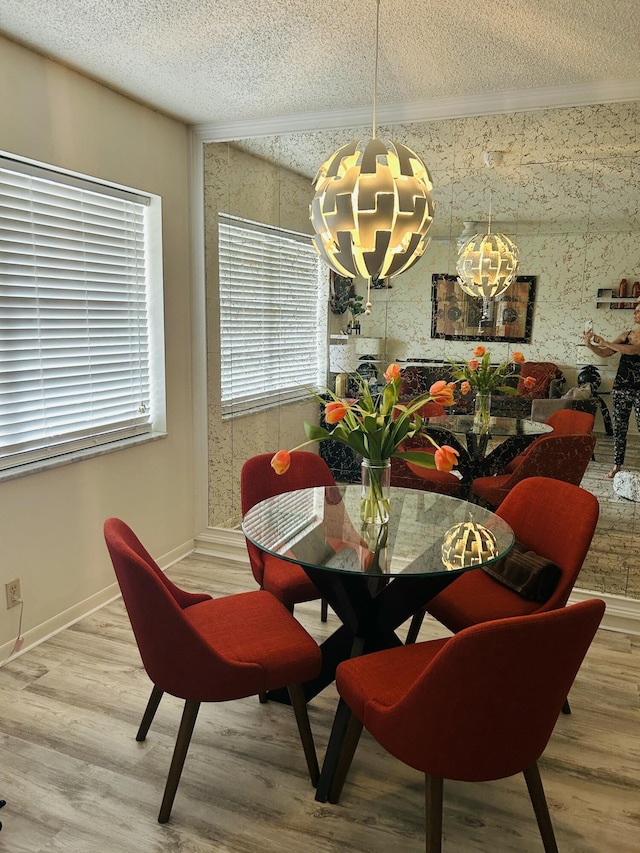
305;423;331;441
393;449;437;469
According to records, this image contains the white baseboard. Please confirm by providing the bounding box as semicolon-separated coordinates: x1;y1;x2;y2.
0;538;195;667
568;587;640;636
196;527;640;636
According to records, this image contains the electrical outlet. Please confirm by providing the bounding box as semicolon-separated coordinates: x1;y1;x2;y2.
5;578;21;609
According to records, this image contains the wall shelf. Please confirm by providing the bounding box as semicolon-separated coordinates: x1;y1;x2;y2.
596;287;639;309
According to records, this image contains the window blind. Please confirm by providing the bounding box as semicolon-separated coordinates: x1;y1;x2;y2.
0;157;152;471
218;213;327;418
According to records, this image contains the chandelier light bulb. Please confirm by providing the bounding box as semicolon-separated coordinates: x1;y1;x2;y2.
310;137;434;282
309;0;435;313
456;231;519;299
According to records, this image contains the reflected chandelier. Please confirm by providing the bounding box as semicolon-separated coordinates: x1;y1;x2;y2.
310;0;434;314
456;195;519;300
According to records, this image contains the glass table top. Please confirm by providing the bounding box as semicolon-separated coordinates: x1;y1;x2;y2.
242;485;514;578
428;414;553;437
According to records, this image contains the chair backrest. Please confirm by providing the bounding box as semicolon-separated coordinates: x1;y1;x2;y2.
516;361;563;398
240;452;335;584
365;599;604;782
104;518;236;698
502;433;595;491
546;408;595;434
495;477;599;611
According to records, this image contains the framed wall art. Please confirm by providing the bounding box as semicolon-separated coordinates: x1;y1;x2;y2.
430;274;537;343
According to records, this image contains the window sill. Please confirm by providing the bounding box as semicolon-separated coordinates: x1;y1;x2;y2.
0;431;168;484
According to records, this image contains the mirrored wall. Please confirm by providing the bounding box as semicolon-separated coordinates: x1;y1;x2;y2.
203;100;640;598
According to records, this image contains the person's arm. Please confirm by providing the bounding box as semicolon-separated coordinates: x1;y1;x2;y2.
592;332;640;355
583;329;617;357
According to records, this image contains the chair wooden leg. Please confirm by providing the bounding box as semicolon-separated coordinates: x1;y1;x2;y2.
288;684;319;787
136;684;164;742
425;774;443;853
321;598;328;622
328;712;364;804
523;763;559;853
406;610;425;645
158;699;200;824
561;697;571;715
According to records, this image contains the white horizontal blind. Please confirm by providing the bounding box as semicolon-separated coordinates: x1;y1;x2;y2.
0;156;152;471
218;213;327;418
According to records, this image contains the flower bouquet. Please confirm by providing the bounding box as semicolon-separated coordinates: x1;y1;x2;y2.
271;364;459;524
450;346;535;433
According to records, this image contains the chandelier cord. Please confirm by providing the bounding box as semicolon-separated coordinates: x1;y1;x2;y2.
487;188;493;235
372;0;380;140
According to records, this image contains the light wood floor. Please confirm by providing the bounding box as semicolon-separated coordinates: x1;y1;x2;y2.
0;550;639;853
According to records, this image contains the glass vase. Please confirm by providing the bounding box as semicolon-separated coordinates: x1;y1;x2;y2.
360;459;391;524
473;391;491;434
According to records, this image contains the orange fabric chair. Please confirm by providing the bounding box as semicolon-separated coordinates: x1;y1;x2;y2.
104;517;321;823
241;451;335;617
405;478;599;717
516;361;564;399
503;408;595;473
330;600;605;852
471;433;595;508
390;402;467;496
545;408;595;434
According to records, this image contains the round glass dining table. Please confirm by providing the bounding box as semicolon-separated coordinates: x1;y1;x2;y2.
243;484;514;802
426;413;553;476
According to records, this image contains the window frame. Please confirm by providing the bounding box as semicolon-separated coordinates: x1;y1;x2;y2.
217;212;328;420
0;151;166;479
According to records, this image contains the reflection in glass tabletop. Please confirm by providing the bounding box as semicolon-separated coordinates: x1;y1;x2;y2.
428;413;553;438
242;485;514;578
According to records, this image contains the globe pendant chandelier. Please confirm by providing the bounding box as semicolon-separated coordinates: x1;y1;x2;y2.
456;194;519;301
310;0;434;314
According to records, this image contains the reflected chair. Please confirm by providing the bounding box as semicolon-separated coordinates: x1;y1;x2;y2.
471;433;595;508
406;477;599;715
390;402;468;496
104;517;322;823
502;408;595;474
241;451;335;621
330;599;605;852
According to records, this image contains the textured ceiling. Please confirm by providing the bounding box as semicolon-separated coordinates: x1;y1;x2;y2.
1;0;640;128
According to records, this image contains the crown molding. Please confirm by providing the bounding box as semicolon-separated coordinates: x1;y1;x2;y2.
194;78;640;143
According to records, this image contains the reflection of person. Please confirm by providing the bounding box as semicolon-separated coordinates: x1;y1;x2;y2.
583;301;640;478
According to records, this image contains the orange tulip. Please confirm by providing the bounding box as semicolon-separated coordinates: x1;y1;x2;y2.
460;380;471;394
325;400;348;423
429;380;455;407
434;445;459;473
468;359;479;372
523;375;536;389
384;363;402;383
270;449;291;475
473;345;486;357
512;351;525;364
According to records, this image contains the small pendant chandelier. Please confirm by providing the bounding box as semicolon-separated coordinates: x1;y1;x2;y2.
456;193;519;301
310;0;434;314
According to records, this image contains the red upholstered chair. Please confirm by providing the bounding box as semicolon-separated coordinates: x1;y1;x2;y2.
104;517;321;823
330;600;605;852
471;433;595;508
390;402;466;496
406;477;599;716
502;407;595;473
545;408;595;434
516;361;564;399
241;451;335;620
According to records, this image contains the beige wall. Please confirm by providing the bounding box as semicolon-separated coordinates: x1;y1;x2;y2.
0;38;195;657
